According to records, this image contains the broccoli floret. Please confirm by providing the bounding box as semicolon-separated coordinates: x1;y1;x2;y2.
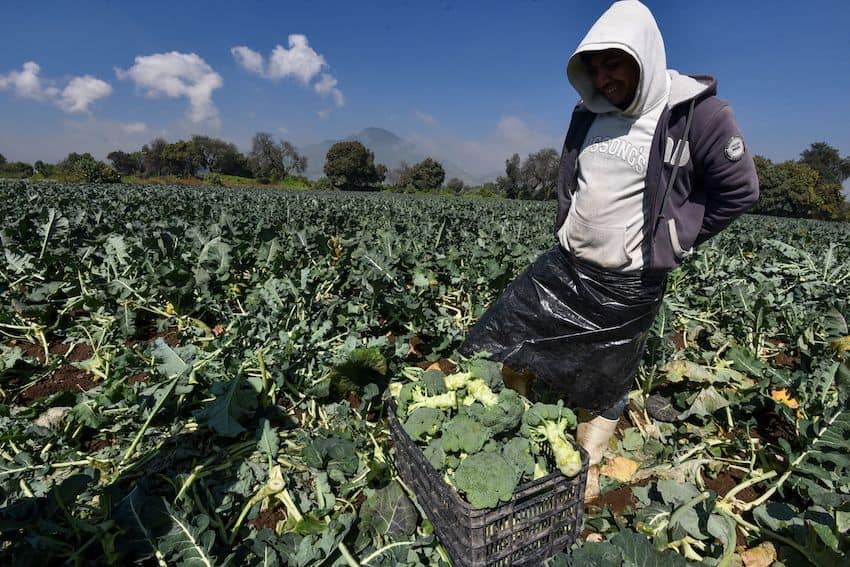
421;369;448;395
445;453;461;470
462;387;526;435
441;414;488;454
423;437;448;472
501;437;536;485
403;407;446;441
452;452;518;509
467;359;504;391
520;402;582;477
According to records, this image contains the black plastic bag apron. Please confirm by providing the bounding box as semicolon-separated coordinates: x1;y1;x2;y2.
460;246;665;412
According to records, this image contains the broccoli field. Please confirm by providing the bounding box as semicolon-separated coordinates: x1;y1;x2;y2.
1;180;849;566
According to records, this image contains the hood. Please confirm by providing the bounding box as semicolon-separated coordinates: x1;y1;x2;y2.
567;0;669;116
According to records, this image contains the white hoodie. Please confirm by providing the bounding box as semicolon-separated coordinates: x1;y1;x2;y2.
558;0;670;271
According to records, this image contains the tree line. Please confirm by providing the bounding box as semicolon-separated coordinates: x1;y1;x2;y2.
1;138;848;221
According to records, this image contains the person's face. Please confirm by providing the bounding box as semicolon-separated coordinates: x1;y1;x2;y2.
584;49;640;110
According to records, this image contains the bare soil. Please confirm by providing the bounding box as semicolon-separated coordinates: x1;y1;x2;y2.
19;364;98;404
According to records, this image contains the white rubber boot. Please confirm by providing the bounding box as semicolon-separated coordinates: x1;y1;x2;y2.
577;415;619;502
576;415;619;466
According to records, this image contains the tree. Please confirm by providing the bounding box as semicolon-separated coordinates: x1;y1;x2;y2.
520;148;560;200
57;152;120;183
752;156;841;220
191;135;251;176
33;160;54;176
397;158;445;192
0;153;5;166
248;132;307;180
446;177;465;194
107;150;142;176
799;142;850;187
161;140;202;176
323;141;386;191
142;138;167;176
496;153;523;199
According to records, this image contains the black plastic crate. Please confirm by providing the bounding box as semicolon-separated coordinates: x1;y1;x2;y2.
386;397;588;567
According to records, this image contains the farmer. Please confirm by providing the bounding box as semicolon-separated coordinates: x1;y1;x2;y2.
460;0;758;497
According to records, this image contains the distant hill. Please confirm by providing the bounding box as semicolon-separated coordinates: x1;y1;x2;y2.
300;127;489;186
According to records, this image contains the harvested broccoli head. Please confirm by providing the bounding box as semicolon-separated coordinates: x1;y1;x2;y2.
420;369;448;395
467;359;503;390
501;437;536;485
403;407;446;441
452;451;518;509
423;437;448;472
520;402;582;477
462;387;526;435
441;414;489;454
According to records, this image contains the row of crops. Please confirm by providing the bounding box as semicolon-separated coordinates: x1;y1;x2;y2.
1;180;848;566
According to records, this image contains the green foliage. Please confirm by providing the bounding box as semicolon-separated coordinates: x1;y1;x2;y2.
753;149;850;221
396;158;446;192
58;152;120;183
323;141;386;191
0;180;847;565
249;132;307;180
799;141;850;187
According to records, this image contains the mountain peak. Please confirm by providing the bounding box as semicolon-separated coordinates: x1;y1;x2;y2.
356;127;403;146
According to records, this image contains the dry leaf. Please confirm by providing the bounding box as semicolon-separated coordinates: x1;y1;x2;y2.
212;324;225;336
771;388;800;409
830;335;850;353
741;541;776;567
599;456;640;482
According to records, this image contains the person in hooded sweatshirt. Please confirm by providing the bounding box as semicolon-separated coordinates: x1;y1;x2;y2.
460;0;758;497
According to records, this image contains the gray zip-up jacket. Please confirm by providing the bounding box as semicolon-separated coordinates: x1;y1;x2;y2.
555;2;759;275
555;76;759;274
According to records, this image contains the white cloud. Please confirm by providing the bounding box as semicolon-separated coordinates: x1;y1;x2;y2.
231;46;265;75
268;34;325;83
318;108;332;120
233;35;344;108
116;51;223;124
277;126;289;133
120;121;147;134
314;73;344;107
59;75;112;113
1;61;114;114
414;109;436;126
0;61;60;100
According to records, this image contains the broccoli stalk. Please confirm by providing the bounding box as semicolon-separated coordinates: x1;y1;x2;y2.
520;402;582;477
408;389;457;414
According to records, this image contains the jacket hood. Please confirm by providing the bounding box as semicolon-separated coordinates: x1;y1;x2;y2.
567;0;669;116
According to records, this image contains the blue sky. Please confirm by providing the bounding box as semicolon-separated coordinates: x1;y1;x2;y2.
1;0;849;182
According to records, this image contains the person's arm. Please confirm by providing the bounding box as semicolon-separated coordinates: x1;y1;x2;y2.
693;104;759;246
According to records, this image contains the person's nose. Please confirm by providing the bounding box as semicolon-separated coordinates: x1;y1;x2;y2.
593;69;610;91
